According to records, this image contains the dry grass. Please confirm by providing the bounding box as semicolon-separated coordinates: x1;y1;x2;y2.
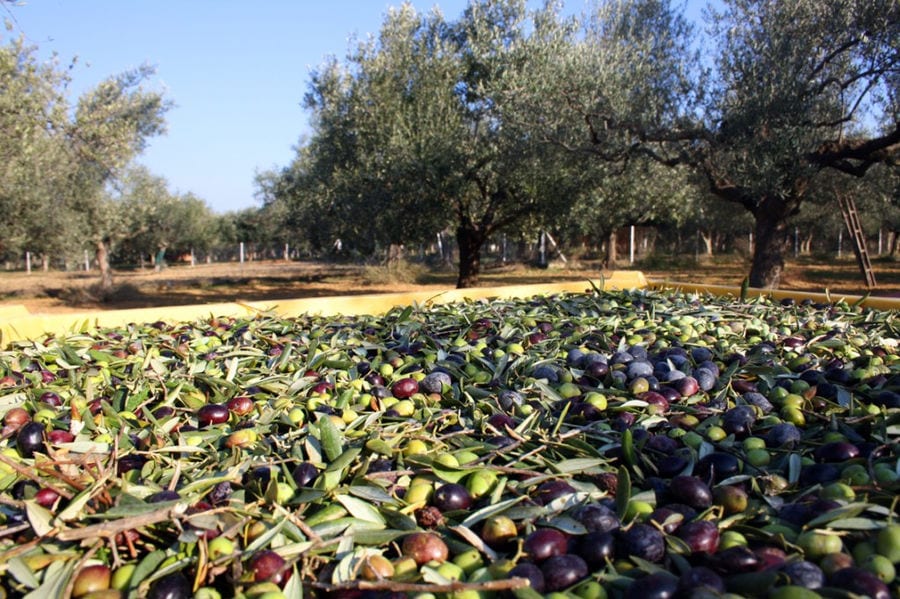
1;254;898;314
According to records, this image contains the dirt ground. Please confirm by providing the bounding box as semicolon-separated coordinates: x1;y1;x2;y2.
1;256;898;314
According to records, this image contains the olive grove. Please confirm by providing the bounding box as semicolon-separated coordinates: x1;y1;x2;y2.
272;0;898;288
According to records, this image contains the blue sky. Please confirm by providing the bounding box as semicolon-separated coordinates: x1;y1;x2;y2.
7;1;708;214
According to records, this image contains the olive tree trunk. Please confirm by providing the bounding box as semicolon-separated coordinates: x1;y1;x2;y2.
748;204;791;288
95;240;114;295
456;224;487;288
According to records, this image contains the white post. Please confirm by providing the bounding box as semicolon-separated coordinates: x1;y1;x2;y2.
749;231;753;254
190;248;196;267
239;242;245;264
25;251;31;274
284;243;289;261
794;227;799;256
84;249;90;271
838;229;843;258
629;225;635;265
878;228;883;255
539;231;546;265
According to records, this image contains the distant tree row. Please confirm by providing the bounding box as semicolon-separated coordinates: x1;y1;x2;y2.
0;29;279;290
262;0;898;288
1;0;897;292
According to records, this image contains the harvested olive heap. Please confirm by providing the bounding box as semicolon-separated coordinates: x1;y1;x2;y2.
1;289;899;599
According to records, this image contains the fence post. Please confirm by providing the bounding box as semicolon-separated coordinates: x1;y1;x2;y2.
629;226;635;265
25;251;31;274
239;242;245;265
84;249;90;271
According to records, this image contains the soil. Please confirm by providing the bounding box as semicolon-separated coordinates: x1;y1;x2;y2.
2;255;899;315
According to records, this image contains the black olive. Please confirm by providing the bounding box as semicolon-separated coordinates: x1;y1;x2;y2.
16;421;46;458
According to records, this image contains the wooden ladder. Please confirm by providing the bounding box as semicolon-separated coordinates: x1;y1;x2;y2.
837;192;877;288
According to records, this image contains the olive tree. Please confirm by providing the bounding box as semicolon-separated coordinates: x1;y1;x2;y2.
277;0;591;287
692;0;900;287
531;0;898;287
0;31;169;289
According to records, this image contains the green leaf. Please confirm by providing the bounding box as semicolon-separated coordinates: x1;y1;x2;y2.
622;429;636;468
130;550;167;590
336;495;386;525
805;502;875;529
616;466;631;519
460;496;527;528
23;559;75;599
24;499;54;537
551;458;605;474
7;556;40;589
316;414;344;462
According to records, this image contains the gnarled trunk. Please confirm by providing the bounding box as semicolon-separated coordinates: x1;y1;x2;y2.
605;230;618;268
95;240;114;295
749;200;791;288
456;224;487;288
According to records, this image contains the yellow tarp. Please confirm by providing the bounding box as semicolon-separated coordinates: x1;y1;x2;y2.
648;280;900;311
4;270;899;347
1;271;647;346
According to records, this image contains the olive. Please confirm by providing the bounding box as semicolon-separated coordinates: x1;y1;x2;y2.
695;452;741;483
523;528;568;562
540;554;588;592
248;549;291;585
48;429;76;444
721;405;756;437
676;520;720;554
507;562;545;593
197;403;229;426
419;371;452;394
814;441;860;463
618;524;666;563
829;567;891;599
798;463;841;487
678;566;725;595
390;378;419;399
147;572;192;599
764;423;802;448
575;531;616;568
226;395;255;416
532;480;576;505
35;487;61;508
432;483;472;512
531;364;559;382
116;454;147;475
667;475;713;509
16;421;46;458
480;515;517;547
291;462;319;488
649;506;686;534
572;503;620;533
3;406;30;430
498;389;525;411
39;391;63;406
72;564;111;597
401;532;448;565
146;490;180;503
671;376;700;397
708;545;760;573
624;571;678;599
781;560;825;589
243;465;274;499
743;391;774;413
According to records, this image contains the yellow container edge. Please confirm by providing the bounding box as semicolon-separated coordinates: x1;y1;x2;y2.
2;272;646;346
5;270;900;347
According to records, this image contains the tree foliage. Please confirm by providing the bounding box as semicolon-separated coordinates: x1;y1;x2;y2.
0;29;170;290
